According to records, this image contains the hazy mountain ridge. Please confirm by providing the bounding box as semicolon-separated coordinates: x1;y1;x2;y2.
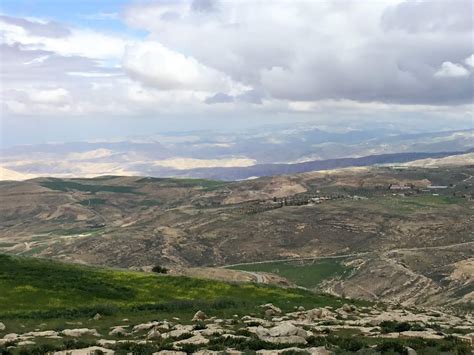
1;126;472;180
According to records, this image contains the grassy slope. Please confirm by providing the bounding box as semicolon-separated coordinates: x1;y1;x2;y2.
0;254;364;320
228;259;351;289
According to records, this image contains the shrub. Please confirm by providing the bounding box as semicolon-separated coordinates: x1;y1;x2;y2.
151;265;168;274
375;340;407;354
380;320;411;333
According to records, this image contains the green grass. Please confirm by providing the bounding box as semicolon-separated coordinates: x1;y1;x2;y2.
227;259;352;289
39;179;138;194
136;177;228;190
0;254;363;320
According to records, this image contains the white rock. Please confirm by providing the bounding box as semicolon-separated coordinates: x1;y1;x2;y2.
147;328;161;339
259;335;307;345
62;328;101;337
174;334;209;346
162;325;194;339
192;310;208;321
2;333;18;341
0;322;5;331
260;303;282;314
53;346;114;354
133;321;160;332
18;340;36;346
24;330;59;337
108;326;128;336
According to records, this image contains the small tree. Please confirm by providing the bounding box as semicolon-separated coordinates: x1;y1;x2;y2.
151;265;168;274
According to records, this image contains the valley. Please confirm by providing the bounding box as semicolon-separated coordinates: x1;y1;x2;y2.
1;164;472;310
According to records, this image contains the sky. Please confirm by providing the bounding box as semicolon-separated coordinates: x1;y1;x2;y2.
0;0;473;147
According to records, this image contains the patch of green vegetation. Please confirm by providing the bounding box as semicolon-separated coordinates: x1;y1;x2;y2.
227;259;352;289
0;254;360;320
40;179;138;194
0;242;16;248
78;198;107;206
137;177;228;190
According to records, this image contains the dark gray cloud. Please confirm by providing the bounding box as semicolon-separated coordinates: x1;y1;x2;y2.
126;0;474;106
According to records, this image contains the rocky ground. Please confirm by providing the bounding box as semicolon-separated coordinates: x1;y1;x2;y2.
1;303;472;354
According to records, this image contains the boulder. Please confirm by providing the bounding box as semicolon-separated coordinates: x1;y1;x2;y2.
267;323;307;338
147;328;161;339
192;310;208;321
62;328;101;337
342;304;354;313
93;313;102;320
174;334;209;347
307;308;334;320
108;326;128;336
2;333;18;341
133;321;160;332
260;303;282;315
0;322;5;331
259;335;307;345
152;352;186;355
255;323;308;344
18;340;36;346
24;330;59;337
162;325;194;339
53;346;114;354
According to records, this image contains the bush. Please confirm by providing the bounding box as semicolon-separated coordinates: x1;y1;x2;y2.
380;320;411;333
375;340;407;354
151;265;168;274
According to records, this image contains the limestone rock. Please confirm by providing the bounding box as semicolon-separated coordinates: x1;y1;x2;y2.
53;346;114;354
174;334;209;347
62;328;101;337
147;328;161;339
93;313;102;320
192;310;208;321
133;321;160;332
108;326;128;336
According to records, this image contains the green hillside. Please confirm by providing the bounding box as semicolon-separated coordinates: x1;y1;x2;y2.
0;254;361;320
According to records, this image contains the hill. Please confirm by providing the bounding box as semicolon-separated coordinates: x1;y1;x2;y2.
0;165;473;309
0;255;472;354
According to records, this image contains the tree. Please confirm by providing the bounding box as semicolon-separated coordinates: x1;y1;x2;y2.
151;265;168;274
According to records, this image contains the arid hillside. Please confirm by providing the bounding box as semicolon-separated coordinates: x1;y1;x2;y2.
0;165;473;308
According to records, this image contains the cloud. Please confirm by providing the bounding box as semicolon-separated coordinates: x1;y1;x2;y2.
124;0;474;105
434;62;470;78
122;41;246;93
1;15;126;60
205;92;234;104
465;54;474;69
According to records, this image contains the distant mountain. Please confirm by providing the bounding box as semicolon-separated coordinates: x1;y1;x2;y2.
149;150;474;180
1;125;472;180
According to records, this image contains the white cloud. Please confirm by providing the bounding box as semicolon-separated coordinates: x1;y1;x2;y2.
465;54;474;69
1;17;126;61
434;61;470;78
27;87;70;104
122;41;246;93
